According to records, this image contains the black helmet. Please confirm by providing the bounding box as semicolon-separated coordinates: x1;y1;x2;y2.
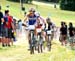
46;17;51;23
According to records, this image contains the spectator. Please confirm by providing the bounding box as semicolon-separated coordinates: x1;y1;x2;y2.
4;10;14;46
0;8;5;46
18;19;22;33
12;18;17;42
60;22;67;46
68;22;75;48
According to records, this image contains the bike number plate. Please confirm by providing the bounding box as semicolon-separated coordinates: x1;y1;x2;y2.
47;30;52;34
36;28;42;33
28;25;35;30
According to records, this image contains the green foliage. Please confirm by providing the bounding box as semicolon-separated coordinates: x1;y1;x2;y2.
24;0;33;3
7;0;20;2
37;0;59;3
60;0;75;11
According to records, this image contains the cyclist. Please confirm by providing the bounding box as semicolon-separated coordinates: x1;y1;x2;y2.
45;17;55;41
45;17;55;50
35;12;46;46
35;12;46;30
68;22;75;48
24;8;38;50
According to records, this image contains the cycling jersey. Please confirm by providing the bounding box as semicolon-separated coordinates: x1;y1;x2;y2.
48;22;53;30
39;16;45;25
36;24;42;28
28;14;37;25
3;15;8;28
46;22;55;30
37;16;45;30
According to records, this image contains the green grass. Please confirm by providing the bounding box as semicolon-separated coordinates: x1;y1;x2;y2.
0;41;75;61
0;0;75;26
0;0;75;61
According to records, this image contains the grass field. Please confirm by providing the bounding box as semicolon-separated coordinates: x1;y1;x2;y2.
0;0;75;26
0;0;75;61
0;33;75;61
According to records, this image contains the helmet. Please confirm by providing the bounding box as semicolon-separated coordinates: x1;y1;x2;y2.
46;17;51;23
29;7;35;12
46;17;50;21
46;17;51;21
35;12;40;17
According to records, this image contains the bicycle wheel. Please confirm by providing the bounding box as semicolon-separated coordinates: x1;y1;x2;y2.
30;31;35;54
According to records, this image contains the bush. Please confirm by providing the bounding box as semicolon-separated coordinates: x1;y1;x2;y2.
60;0;75;11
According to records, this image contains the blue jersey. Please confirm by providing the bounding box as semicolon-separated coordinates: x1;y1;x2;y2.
3;15;8;26
28;15;37;25
4;16;8;22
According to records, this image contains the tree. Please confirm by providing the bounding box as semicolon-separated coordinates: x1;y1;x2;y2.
38;0;59;3
60;0;75;11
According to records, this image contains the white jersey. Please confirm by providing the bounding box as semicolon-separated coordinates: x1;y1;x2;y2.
38;16;46;29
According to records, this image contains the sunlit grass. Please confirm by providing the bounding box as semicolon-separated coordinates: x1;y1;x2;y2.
0;0;75;61
0;40;75;61
0;0;75;26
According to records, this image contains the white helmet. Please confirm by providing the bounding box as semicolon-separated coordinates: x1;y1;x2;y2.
35;12;40;17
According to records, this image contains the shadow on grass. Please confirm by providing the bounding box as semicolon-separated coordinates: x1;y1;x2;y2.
0;45;20;52
0;48;3;50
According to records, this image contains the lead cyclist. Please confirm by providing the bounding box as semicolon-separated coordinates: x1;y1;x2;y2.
45;17;56;42
24;8;39;50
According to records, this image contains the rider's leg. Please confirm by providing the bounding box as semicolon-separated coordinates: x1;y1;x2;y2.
63;35;67;46
34;28;38;40
70;37;74;48
51;31;54;40
60;35;65;46
46;34;48;42
70;39;74;48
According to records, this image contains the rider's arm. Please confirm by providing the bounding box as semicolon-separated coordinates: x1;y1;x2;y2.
24;15;28;22
24;15;28;27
